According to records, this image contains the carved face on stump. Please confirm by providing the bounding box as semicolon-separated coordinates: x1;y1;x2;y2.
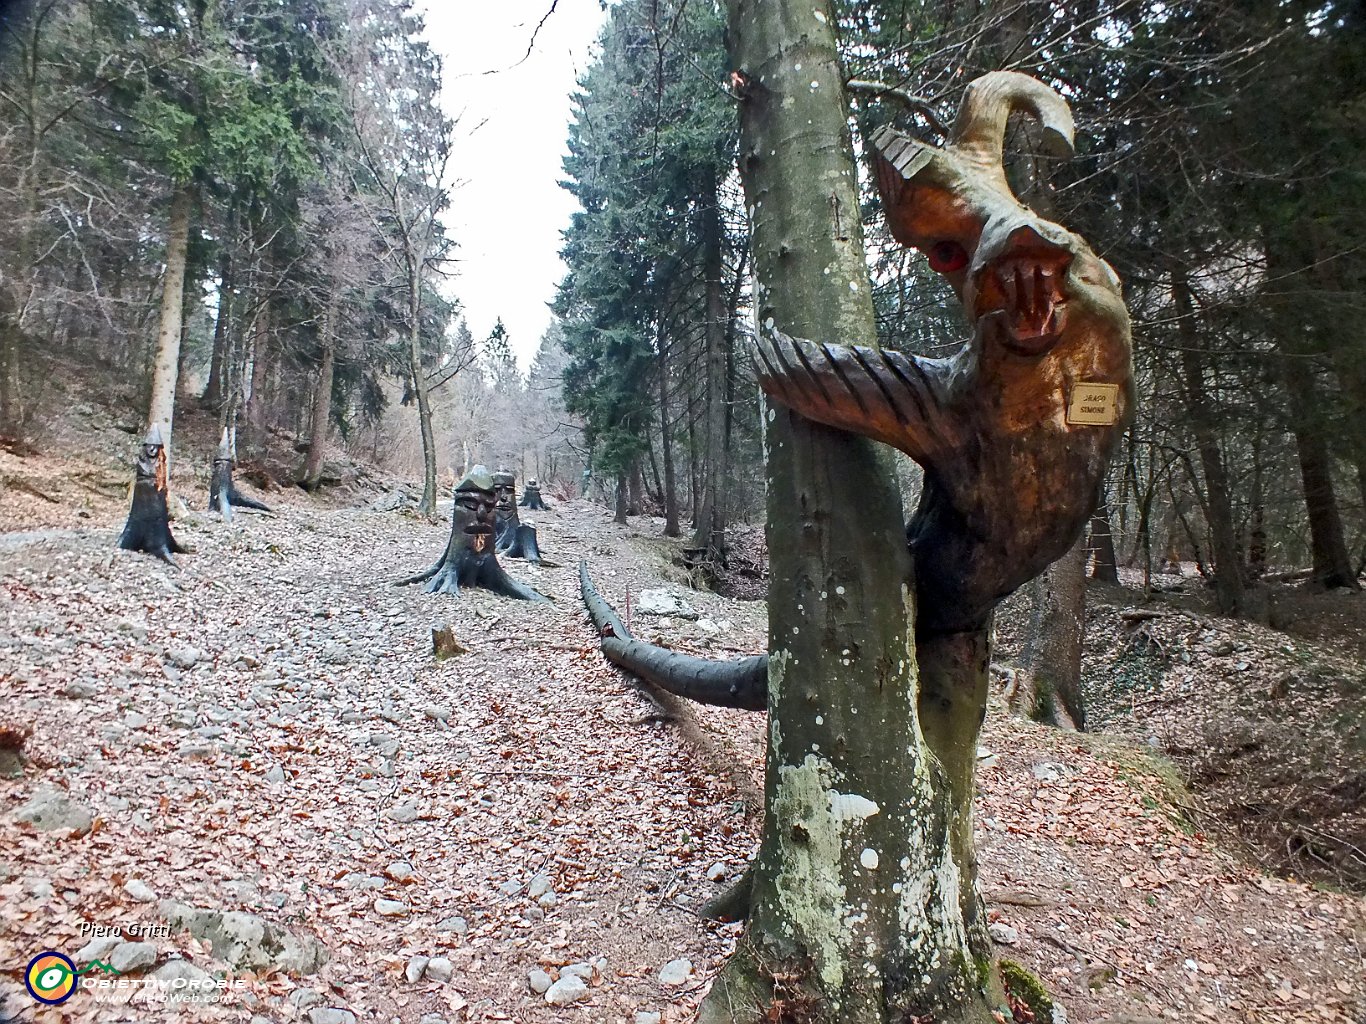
137;425;168;492
454;466;498;554
872;71;1127;366
492;470;517;516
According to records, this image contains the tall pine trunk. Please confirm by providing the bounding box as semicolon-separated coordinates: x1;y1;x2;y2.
146;184;194;467
1090;496;1120;583
1284;354;1357;588
658;328;681;536
700;3;997;1020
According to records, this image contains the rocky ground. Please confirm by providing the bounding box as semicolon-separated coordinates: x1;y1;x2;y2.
1;424;1365;1022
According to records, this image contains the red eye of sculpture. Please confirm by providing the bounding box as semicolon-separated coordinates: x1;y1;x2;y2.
927;240;969;274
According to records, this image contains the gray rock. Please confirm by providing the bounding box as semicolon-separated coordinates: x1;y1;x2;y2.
424;956;453;982
988;922;1020;946
374;898;409;917
289;988;325;1008
635;1014;662;1024
538;891;558;909
123;712;149;729
544;975;589;1005
435;915;468;934
75;936;121;964
635;588;699;619
527;873;553;899
419;1016;448;1024
124;879;157;903
706;862;727;882
159;901;328;974
109;941;157;973
529;969;553;994
1031;762;1067;782
385;801;420;823
167;647;201;670
307;1010;356;1024
64;680;97;699
405;956;430;984
658;958;692;987
561;962;593;980
322;642;348;664
423;704;452;723
13;787;94;833
265;765;287;784
178;743;217;761
386;860;415;881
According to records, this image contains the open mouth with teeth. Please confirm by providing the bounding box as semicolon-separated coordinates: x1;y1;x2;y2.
975;255;1070;357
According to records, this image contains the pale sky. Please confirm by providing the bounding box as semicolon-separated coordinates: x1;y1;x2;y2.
416;1;608;371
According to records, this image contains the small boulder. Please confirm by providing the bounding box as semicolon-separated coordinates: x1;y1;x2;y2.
425;956;453;982
13;787;93;834
528;969;553;994
544;974;589;1005
405;956;430;984
658;959;692;987
636;589;699;620
109;941;157;973
374;899;409;917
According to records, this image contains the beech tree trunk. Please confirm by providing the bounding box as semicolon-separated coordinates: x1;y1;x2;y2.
407;259;438;514
146;184;194;468
1017;532;1088;730
1090;496;1120;583
700;3;996;1021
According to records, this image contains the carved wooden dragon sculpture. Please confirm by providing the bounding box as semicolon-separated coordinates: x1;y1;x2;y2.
754;70;1133;634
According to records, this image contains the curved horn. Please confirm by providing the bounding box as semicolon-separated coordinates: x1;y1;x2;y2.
948;71;1075;170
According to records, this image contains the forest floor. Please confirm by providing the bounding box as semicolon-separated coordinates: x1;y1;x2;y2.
2;404;1365;1023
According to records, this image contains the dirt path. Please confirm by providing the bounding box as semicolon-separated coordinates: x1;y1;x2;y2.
2;494;1364;1023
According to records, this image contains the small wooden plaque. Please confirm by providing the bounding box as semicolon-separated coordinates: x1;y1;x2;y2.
1066;382;1120;426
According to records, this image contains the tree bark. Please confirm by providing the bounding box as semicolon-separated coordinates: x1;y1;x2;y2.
1283;353;1358;589
301;291;338;491
202;245;233;410
657;330;681;537
146;184;194;468
614;474;628;524
1173;266;1246;614
1017;532;1088;730
1089;496;1120;583
700;3;995;1021
692;179;729;565
244;296;272;454
407;259;438;514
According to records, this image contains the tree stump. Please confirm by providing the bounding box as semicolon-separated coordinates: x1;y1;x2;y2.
492;469;543;564
395;465;548;602
209;431;272;522
117;426;189;564
519;479;549;510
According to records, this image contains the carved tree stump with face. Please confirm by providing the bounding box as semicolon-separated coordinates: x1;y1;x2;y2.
118;426;189;564
208;431;272;522
395;465;548;602
519;480;549;511
492;469;543;565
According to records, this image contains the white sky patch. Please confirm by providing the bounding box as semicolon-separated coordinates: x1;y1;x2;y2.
416;1;608;370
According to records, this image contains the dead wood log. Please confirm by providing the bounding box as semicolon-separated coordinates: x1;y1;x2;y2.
579;561;766;711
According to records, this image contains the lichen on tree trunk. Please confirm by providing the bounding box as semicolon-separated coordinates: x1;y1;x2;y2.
701;2;998;1020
